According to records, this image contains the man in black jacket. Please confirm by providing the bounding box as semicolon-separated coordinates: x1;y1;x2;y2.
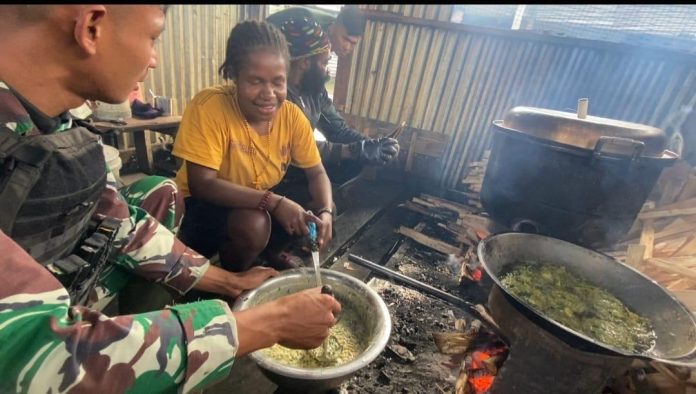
267;5;365;58
269;12;400;176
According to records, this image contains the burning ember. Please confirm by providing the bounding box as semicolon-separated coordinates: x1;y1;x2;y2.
459;249;484;283
462;344;508;393
432;313;509;394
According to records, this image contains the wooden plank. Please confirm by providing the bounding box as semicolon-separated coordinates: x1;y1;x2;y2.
666;278;695;291
330;208;422;282
640;219;655;259
626;244;646;269
673;235;696;257
638;207;696;220
677;173;696;201
413;137;447;157
402;201;453;221
420;194;473;216
397;226;461;255
650;197;696;213
319;179;405;265
646;258;696;282
672;290;696;312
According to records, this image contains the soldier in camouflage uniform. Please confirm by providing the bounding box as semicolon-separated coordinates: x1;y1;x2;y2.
0;5;341;392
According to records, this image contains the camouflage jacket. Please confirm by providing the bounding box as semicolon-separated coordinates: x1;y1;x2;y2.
0;82;238;392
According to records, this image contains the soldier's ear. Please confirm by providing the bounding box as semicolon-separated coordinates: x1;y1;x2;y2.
74;5;107;56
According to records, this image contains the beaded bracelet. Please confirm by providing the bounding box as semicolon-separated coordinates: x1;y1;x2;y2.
258;190;272;211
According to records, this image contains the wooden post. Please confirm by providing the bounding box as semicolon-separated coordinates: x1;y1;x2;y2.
405;131;418;173
133;129;153;174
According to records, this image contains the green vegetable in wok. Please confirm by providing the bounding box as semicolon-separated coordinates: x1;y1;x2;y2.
501;263;656;352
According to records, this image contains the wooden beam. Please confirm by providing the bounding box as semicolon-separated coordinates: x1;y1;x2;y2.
397;226;461;255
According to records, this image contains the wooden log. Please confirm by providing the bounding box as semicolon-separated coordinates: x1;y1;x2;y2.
397;226;461;255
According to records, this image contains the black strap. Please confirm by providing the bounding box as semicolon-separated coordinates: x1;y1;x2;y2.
0;128;52;233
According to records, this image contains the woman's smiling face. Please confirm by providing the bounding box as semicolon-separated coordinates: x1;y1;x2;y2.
235;49;287;124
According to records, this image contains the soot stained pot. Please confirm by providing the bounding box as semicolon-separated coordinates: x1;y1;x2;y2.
477;232;696;367
480;106;678;248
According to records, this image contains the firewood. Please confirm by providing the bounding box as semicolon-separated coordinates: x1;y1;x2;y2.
397;226;461;255
432;332;476;355
455;361;472;394
674;241;696;258
646;258;696;282
420;194;474;216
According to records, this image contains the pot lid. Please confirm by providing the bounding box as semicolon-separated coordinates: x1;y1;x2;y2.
501;105;667;157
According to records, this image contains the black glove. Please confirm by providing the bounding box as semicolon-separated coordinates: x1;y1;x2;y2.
349;138;400;165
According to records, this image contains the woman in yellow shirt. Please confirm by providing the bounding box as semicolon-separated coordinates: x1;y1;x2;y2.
173;20;334;273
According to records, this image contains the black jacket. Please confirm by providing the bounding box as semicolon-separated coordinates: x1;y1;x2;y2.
287;84;366;164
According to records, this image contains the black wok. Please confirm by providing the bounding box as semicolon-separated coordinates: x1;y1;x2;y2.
477;232;696;367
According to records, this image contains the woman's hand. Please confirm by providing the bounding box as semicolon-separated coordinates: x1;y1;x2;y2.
270;197;315;236
228;266;279;297
316;212;333;250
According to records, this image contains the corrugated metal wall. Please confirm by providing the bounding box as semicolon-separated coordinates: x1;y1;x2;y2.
343;5;696;189
142;5;244;116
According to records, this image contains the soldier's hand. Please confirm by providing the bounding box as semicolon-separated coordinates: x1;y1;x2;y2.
274;287;342;349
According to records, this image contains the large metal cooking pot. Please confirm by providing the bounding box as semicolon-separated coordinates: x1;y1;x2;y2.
232;269;391;393
477;232;696;367
480;106;678;248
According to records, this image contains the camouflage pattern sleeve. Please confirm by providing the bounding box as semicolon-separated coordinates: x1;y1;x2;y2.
0;230;238;393
94;168;210;295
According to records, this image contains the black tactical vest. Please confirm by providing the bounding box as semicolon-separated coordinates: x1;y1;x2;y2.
0;124;107;265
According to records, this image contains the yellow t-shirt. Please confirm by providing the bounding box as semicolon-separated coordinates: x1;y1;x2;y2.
173;84;321;197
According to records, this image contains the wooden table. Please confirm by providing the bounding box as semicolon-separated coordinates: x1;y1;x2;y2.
91;116;181;174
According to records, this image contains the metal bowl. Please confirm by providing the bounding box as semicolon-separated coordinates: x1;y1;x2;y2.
232;268;392;393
